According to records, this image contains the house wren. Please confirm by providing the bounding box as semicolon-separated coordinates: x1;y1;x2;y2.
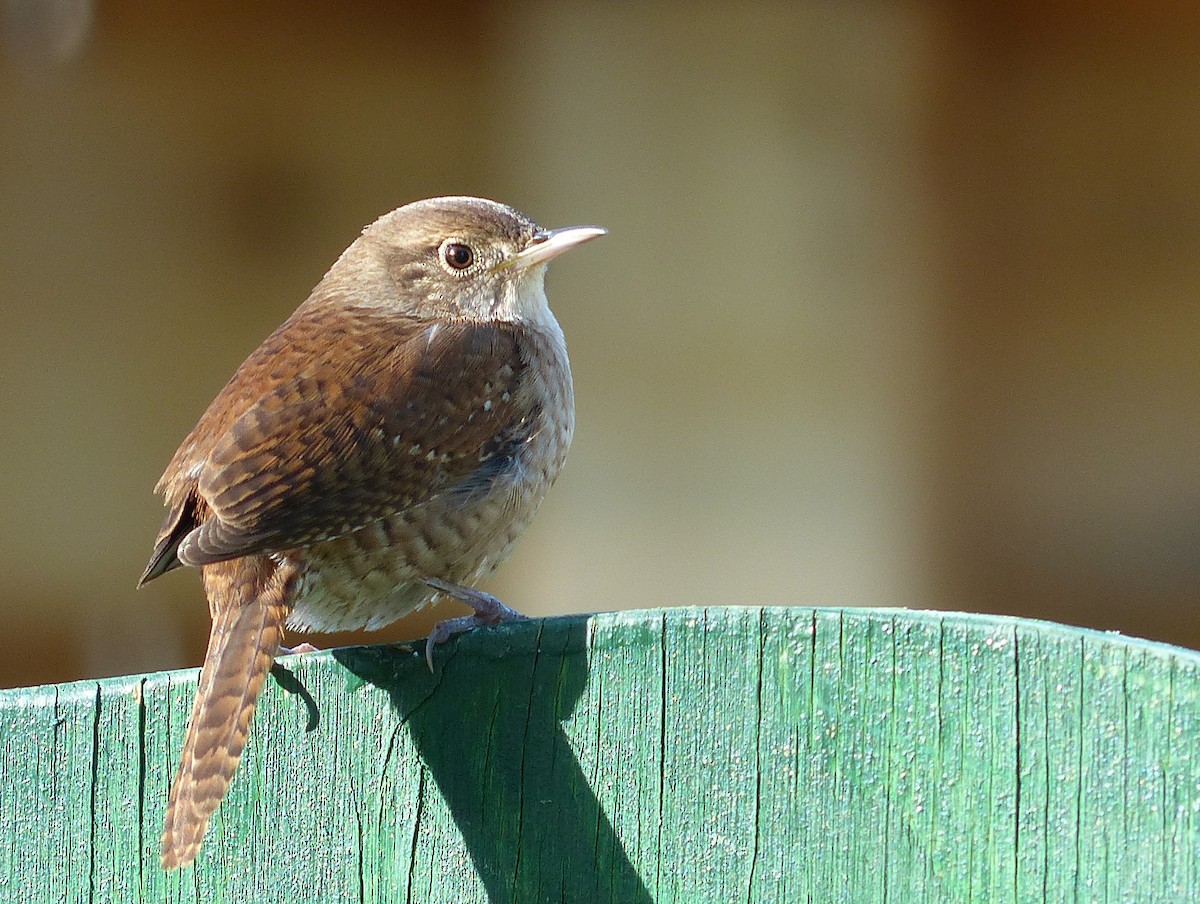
138;196;604;869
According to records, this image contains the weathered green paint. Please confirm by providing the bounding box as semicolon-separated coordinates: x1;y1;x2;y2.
2;607;1198;902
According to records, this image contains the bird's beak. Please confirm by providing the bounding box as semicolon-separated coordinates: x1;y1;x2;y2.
504;225;607;272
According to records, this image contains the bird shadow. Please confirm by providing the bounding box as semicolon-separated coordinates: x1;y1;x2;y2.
330;615;653;904
269;661;320;732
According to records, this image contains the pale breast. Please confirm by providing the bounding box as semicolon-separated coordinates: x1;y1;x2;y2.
285;322;574;634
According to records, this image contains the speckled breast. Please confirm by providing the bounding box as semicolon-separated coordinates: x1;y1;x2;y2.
284;324;574;634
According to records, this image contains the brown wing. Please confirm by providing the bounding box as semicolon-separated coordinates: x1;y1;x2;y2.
143;306;532;576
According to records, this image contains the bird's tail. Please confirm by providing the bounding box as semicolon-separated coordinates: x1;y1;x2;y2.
161;556;295;870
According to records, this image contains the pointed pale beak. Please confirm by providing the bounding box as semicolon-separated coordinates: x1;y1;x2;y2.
506;225;607;272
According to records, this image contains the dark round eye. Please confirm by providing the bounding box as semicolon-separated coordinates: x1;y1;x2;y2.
442;242;474;270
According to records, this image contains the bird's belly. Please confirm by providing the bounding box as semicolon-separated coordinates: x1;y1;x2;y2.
283;463;554;634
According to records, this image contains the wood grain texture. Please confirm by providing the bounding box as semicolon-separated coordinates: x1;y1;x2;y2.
2;606;1199;902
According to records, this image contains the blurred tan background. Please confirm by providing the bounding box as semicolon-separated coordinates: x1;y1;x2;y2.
2;1;1198;689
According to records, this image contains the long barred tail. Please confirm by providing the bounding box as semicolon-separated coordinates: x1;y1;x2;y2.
161;556;295;870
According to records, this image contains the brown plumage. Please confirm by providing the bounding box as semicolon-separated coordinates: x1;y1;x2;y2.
140;197;603;869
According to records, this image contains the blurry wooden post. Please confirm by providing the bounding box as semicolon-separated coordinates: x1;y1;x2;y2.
2;606;1199;902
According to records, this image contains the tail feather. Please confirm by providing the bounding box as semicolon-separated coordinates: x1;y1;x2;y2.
161;556;295;870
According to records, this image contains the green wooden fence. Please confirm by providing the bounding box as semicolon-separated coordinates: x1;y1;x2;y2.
2;606;1198;902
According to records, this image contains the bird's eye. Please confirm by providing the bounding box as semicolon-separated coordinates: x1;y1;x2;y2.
442;242;474;270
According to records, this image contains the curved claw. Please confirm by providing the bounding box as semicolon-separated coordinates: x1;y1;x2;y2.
279;642;320;655
422;578;529;672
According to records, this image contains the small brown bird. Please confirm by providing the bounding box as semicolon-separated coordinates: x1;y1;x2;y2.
139;196;604;869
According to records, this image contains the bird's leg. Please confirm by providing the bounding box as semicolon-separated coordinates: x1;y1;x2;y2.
423;577;529;671
279;642;320;655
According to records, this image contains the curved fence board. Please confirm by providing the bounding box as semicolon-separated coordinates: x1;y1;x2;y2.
1;606;1198;902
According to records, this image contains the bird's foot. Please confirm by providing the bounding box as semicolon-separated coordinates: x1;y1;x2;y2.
280;642;320;655
422;577;529;672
